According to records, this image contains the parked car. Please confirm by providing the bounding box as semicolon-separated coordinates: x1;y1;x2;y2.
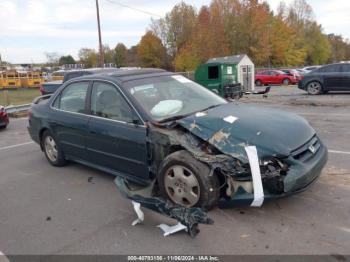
301;66;321;74
40;68;121;95
255;70;298;86
281;69;303;81
296;69;309;75
0;105;9;129
28;69;327;209
298;63;350;95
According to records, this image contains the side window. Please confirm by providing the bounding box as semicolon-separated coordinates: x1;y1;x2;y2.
91;82;135;123
340;64;350;72
59;82;89;113
320;65;341;73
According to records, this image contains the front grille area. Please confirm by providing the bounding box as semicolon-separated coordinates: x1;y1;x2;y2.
292;135;321;163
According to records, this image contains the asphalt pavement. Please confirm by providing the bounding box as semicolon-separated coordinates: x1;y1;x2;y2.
0;87;349;255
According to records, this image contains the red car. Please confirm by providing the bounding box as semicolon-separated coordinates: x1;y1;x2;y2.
255;70;298;86
0;106;9;129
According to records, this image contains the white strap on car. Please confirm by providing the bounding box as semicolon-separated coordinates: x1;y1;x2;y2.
245;146;265;207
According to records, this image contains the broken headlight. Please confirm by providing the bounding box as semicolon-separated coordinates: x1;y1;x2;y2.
260;158;289;194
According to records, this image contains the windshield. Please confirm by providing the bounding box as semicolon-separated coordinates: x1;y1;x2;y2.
124;75;227;121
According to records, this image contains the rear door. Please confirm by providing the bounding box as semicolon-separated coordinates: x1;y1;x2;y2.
50;81;91;161
323;64;342;90
340;64;350;90
86;81;149;180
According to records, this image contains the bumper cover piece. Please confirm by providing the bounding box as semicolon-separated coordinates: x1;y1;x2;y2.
114;177;213;237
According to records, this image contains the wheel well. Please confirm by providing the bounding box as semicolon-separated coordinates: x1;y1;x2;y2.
168;145;186;155
39;128;48;149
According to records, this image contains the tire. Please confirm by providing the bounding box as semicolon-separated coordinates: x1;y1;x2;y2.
41;130;66;167
255;80;262;86
282;78;290;85
306;81;322;95
157;150;220;210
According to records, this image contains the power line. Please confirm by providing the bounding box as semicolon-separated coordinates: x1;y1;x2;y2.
104;0;162;18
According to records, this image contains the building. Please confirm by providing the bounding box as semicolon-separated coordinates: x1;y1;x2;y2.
207;54;255;92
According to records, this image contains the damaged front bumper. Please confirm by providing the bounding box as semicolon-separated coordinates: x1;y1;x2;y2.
218;140;328;208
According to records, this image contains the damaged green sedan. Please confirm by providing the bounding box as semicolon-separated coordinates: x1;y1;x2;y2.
28;69;328;212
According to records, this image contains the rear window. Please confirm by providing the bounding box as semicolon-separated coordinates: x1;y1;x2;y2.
64;72;91;82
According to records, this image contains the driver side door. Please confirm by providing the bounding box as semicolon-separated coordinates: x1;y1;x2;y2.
86;81;149;181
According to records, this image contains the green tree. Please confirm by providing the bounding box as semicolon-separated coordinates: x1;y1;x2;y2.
58;55;76;65
103;45;115;64
137;31;167;68
115;43;128;67
78;48;98;68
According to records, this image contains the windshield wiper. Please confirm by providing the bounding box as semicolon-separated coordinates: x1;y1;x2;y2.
157;104;223;124
200;104;222;112
158;114;190;123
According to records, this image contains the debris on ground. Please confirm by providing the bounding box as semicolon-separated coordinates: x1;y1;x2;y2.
114;177;213;238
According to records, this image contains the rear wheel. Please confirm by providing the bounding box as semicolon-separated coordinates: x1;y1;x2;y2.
41;130;66;167
157;150;219;210
282;78;290;85
307;81;322;95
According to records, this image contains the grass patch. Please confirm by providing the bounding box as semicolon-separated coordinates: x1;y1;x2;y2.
0;88;41;106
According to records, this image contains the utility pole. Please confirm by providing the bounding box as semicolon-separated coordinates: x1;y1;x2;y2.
96;0;104;68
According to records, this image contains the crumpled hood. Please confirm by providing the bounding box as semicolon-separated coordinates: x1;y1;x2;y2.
177;103;315;163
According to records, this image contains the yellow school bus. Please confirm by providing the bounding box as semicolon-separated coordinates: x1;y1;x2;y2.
19;71;44;88
28;71;44;87
3;70;21;89
0;71;5;89
51;70;65;81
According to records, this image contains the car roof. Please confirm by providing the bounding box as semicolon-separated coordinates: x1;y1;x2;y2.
71;68;171;83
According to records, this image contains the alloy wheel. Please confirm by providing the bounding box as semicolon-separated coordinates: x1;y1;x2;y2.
307;82;322;95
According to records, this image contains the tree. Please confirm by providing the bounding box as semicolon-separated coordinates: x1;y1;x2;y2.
45;52;60;67
78;48;98;68
115;43;128;67
175;44;201;71
58;55;76;65
327;34;350;63
103;45;115;64
137;31;167;68
174;5;230;70
151;2;197;58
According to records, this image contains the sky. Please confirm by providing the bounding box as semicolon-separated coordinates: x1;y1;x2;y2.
0;0;349;64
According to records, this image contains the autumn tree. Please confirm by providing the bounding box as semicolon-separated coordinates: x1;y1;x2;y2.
115;43;128;67
78;48;98;68
151;2;197;58
137;31;167;68
327;34;350;63
285;0;330;65
175;5;230;71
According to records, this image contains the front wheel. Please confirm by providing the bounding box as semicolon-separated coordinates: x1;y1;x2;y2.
307;81;322;95
41;130;66;167
255;80;262;86
157;150;220;210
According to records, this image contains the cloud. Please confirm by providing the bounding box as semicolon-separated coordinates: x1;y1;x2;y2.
1;0;349;63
